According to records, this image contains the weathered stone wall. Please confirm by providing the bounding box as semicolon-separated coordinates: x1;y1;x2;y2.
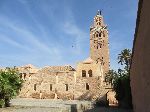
19;66;76;100
130;0;150;112
19;63;108;101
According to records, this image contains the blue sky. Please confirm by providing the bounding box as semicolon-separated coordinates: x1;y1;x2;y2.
0;0;138;69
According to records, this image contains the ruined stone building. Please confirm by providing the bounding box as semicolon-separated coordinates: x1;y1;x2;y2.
18;11;111;101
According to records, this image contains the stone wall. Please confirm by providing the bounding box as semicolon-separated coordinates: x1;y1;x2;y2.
18;61;109;101
130;0;150;112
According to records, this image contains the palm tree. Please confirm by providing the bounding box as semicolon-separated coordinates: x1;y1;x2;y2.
118;49;131;71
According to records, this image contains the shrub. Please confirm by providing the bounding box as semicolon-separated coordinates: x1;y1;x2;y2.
0;68;23;107
0;99;5;108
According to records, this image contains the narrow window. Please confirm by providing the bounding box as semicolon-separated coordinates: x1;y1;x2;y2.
82;70;86;77
34;84;36;91
103;32;105;37
96;34;98;37
65;84;68;91
50;84;52;91
86;83;89;90
88;70;92;77
99;33;101;37
24;73;26;79
97;44;102;49
100;44;102;48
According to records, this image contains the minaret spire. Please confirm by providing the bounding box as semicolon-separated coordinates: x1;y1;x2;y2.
97;10;102;15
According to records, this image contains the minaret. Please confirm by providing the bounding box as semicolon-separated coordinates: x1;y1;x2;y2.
90;10;110;75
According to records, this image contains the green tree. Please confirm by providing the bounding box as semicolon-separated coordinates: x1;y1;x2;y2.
0;68;23;107
105;69;118;86
118;49;131;71
113;49;132;108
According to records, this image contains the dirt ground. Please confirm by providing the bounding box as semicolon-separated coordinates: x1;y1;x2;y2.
0;106;133;112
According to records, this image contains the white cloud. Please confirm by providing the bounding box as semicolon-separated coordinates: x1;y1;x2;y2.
0;1;89;67
0;15;62;64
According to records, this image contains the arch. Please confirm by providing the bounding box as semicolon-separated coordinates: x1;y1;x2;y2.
82;70;86;77
88;70;92;77
96;34;99;37
94;31;100;37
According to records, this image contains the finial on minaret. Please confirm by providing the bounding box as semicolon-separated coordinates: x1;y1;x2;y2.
97;10;102;15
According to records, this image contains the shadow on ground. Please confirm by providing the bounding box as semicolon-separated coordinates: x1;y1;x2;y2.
84;106;133;112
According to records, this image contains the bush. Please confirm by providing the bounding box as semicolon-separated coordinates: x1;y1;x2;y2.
113;74;132;108
0;99;5;108
0;68;23;107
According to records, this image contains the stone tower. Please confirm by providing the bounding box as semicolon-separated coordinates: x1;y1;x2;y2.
90;10;110;75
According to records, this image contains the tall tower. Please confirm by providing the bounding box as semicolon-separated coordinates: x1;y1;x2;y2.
90;10;110;75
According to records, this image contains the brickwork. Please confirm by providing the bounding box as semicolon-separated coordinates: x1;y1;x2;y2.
90;11;110;75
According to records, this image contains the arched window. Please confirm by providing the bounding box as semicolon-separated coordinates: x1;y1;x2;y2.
98;22;101;25
82;70;86;77
86;83;89;90
96;34;98;37
88;70;92;77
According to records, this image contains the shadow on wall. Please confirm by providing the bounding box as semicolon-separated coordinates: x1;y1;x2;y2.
70;104;77;112
77;91;93;100
31;92;55;99
94;94;108;107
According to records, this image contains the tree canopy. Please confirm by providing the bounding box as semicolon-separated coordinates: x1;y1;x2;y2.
0;68;23;107
105;48;132;108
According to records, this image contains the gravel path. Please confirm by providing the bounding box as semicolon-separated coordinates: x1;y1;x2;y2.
0;106;133;112
0;98;133;112
0;106;65;112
